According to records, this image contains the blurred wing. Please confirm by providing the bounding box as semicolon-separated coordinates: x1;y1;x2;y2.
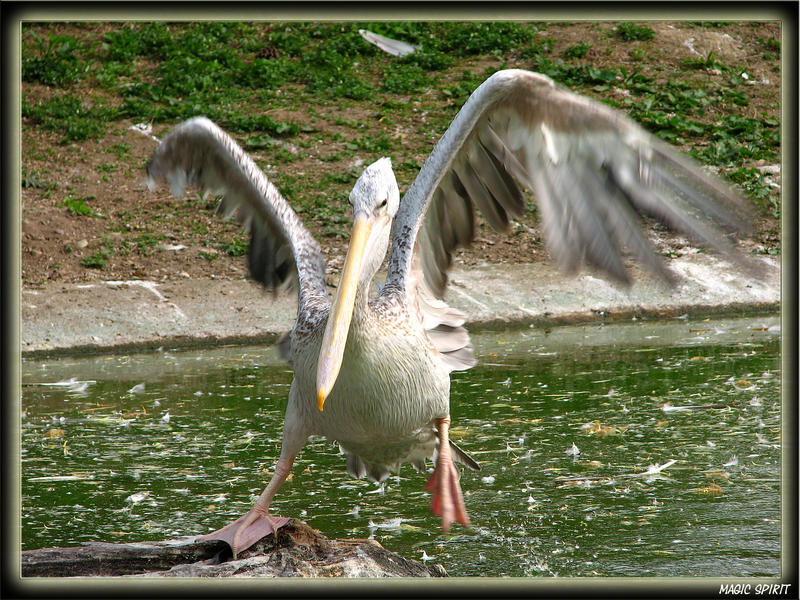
385;69;753;300
146;117;328;315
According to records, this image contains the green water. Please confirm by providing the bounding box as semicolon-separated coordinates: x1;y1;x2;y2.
20;315;782;577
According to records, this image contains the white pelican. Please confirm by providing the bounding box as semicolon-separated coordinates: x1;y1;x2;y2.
146;69;751;555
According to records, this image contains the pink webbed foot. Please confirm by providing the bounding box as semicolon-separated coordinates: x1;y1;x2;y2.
198;455;295;556
425;460;470;531
199;509;290;556
425;416;470;531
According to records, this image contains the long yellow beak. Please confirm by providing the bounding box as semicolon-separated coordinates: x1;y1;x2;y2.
316;214;372;411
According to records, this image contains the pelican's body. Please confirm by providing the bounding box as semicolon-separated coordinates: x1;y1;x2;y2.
290;300;449;472
146;69;753;555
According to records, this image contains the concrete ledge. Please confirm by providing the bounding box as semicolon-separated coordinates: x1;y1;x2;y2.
20;254;780;358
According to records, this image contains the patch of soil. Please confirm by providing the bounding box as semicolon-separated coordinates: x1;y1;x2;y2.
20;21;781;289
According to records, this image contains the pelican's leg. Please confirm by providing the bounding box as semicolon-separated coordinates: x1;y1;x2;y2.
199;455;294;556
426;415;470;531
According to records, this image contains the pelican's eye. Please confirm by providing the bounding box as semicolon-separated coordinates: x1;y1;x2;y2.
378;198;388;209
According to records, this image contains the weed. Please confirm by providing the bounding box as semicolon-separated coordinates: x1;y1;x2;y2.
225;115;299;136
334;116;365;131
519;37;555;60
441;70;484;105
102;22;174;61
689;115;779;165
429;22;537;57
381;62;430;94
108;222;132;233
689;21;733;28
402;48;453;71
109;142;131;159
81;252;108;268
562;42;591;60
244;135;280;150
22;31;86;87
223;236;249;257
532;56;617;90
324;172;354;186
758;37;781;52
237;56;302;90
398;159;421;174
628;48;646;61
757;37;780;60
347;132;393;154
318;152;343;163
617;22;655;42
682;51;725;71
726;166;780;218
22;94;111;143
21;166;55;189
62;196;98;217
135;232;165;253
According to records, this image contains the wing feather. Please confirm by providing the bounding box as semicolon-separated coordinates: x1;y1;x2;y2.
473;139;526;216
405;248;476;373
440;173;476;247
384;69;753;302
453;157;508;232
145;117;328;316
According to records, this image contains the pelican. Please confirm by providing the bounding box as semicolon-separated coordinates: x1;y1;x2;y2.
146;69;751;555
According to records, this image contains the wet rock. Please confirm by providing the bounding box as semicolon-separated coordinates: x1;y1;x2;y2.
21;520;446;578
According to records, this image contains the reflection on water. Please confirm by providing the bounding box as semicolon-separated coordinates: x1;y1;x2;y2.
20;316;781;577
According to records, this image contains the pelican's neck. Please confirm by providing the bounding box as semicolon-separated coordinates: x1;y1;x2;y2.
353;223;391;314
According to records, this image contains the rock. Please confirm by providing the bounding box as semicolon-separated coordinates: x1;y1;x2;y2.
21;520;446;578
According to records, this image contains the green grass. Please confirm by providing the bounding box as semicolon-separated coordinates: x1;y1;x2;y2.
22;31;87;87
617;22;656;42
80;252;108;268
562;42;591;60
133;232;166;255
726;167;780;219
21;166;55;190
21;22;777;158
21;21;780;224
62;196;98;217
21;22;540;133
108;142;131;159
222;236;249;257
22;94;111;143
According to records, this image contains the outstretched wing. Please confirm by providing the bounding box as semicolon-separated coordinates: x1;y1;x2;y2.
145;117;328;315
385;69;753;302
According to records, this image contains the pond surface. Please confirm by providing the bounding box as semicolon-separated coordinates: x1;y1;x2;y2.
20;315;782;577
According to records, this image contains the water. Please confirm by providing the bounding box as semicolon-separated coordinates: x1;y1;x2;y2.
20;315;782;577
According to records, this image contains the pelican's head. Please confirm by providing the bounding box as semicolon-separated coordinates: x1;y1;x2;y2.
316;158;399;411
349;157;400;220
